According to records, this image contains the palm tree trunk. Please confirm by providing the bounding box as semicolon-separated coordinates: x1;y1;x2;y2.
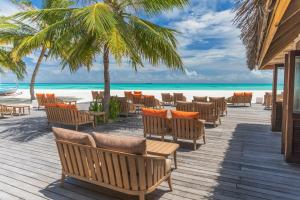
103;44;110;113
30;47;46;101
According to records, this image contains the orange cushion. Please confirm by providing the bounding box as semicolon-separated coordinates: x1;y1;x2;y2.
234;92;244;97
36;93;45;97
132;94;142;98
134;91;142;95
45;103;77;109
244;92;252;97
46;93;55;98
142;108;167;118
171;110;199;119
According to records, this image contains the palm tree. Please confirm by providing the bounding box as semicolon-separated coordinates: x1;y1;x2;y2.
0;47;26;79
11;0;188;112
0;0;73;100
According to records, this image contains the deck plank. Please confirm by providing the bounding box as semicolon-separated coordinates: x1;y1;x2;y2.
0;104;300;200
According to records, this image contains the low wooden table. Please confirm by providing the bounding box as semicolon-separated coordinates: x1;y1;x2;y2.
6;104;31;116
147;140;180;169
89;111;107;125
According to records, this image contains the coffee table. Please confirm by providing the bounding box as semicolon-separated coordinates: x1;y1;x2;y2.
6;104;31;116
147;140;180;169
89;111;107;125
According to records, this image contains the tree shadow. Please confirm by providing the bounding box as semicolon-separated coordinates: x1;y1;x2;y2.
0;116;50;142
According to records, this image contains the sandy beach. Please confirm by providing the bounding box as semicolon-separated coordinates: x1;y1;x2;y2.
1;89;272;105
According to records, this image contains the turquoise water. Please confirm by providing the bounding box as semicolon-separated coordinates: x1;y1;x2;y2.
0;83;283;90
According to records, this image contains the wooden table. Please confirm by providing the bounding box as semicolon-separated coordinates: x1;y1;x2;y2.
89;111;107;125
147;140;180;169
6;104;31;116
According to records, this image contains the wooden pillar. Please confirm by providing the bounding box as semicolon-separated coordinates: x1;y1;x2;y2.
271;66;278;131
282;54;289;154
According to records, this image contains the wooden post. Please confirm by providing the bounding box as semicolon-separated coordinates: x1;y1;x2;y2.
271;65;278;131
282;53;289;154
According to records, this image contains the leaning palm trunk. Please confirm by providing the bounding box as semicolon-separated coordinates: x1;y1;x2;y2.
103;45;110;113
30;46;46;101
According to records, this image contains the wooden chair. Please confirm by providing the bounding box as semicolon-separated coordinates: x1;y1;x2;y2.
143;95;160;108
56;140;173;200
264;92;272;109
124;91;133;102
142;115;170;141
161;93;174;106
194;102;220;127
193;96;208;102
244;92;253;106
173;93;186;105
36;93;47;110
170;118;205;150
45;106;94;130
209;97;227;116
92;91;103;102
176;101;194;112
117;97;135;116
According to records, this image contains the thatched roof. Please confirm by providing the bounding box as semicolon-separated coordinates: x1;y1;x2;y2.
233;0;276;70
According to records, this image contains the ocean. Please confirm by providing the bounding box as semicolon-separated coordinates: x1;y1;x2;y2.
0;83;281;91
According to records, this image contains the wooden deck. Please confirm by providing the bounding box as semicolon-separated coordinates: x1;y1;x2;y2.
0;104;300;200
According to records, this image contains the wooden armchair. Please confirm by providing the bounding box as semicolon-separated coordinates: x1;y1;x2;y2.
161;93;174;106
45;105;94;130
173;93;186;105
209;97;227;116
244;92;253;106
91;91;103;102
36;93;47;110
194;102;220;127
170;110;206;150
53;128;173;200
117;97;135;116
176;101;194;112
142;108;170;141
143;95;161;108
124;91;133;102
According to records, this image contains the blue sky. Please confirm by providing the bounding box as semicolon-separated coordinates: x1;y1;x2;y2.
0;0;274;84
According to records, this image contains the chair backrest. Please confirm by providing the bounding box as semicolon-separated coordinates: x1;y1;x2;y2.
142;115;170;136
173;93;186;104
244;92;252;103
161;93;173;102
124;91;133;102
193;96;207;102
46;94;57;104
176;101;194;112
118;97;133;114
194;102;218;121
143;96;156;108
209;97;226;115
264;92;272;108
132;94;143;105
56;140;168;192
92;91;99;101
36;93;47;106
45;106;83;124
170;118;204;139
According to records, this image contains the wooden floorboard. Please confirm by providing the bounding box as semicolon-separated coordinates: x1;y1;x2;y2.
0;104;300;200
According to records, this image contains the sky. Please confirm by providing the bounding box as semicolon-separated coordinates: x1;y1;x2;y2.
0;0;274;84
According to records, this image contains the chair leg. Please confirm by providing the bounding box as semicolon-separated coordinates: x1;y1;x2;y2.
167;176;173;191
60;173;65;187
219;118;222;125
193;140;197;150
161;135;164;141
203;134;206;144
75;125;78;131
139;192;145;200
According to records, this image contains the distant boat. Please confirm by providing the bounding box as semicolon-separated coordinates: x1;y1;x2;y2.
0;86;18;96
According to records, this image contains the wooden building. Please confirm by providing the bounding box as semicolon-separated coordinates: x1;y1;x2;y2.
235;0;300;163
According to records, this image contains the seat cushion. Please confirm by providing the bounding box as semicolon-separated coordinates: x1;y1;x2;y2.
142;108;168;118
134;91;142;95
92;132;146;155
171;110;199;119
52;127;96;147
165;159;172;173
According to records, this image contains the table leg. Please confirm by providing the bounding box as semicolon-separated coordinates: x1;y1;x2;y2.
174;151;177;169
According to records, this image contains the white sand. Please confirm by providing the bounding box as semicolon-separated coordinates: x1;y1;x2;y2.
10;89;271;104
